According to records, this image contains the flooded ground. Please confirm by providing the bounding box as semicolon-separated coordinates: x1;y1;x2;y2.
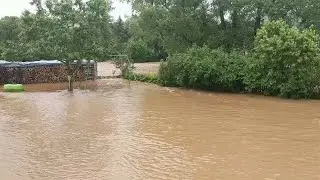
0;79;320;180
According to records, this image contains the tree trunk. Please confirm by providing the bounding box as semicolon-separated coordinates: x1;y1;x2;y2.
67;72;74;92
231;9;238;48
254;3;262;36
67;64;74;92
66;62;74;92
218;1;226;30
200;3;208;44
300;18;307;28
65;60;81;92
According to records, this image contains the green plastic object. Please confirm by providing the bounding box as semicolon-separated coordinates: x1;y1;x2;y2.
3;84;25;92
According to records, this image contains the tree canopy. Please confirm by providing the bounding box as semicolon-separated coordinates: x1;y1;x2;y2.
1;0;114;61
0;0;320;61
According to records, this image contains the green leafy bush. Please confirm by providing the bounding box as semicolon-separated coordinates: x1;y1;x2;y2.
125;72;159;84
158;45;248;92
158;60;178;86
244;20;320;98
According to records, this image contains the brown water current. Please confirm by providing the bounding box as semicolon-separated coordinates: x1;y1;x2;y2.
0;79;320;180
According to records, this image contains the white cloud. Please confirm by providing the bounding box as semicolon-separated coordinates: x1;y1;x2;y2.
0;0;131;19
0;0;34;17
110;0;132;20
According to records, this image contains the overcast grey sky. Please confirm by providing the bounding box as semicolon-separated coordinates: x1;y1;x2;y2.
0;0;132;20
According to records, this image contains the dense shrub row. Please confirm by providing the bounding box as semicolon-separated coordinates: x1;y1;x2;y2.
158;20;320;99
158;46;248;92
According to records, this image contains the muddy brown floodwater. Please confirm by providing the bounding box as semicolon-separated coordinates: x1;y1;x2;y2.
0;79;320;180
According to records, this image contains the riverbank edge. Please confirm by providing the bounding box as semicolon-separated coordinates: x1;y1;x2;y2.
124;72;159;84
123;72;320;100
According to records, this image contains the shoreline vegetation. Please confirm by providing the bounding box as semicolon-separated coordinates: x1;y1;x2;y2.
125;20;320;100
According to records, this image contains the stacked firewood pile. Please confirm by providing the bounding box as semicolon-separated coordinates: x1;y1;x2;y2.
0;62;96;85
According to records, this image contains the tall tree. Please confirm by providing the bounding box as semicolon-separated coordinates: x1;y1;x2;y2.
112;16;131;53
0;16;22;59
1;0;114;91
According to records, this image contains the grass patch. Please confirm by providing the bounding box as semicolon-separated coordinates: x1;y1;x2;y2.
124;72;159;84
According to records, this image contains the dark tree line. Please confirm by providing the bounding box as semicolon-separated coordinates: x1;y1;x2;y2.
1;0;320;62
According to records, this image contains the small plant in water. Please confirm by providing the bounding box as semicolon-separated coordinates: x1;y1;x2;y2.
110;55;134;77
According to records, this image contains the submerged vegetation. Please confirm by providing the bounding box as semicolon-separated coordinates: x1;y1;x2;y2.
1;0;320;98
125;72;159;84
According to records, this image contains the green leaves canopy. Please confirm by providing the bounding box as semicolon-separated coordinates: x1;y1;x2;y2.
245;20;320;98
1;0;113;62
126;0;320;54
